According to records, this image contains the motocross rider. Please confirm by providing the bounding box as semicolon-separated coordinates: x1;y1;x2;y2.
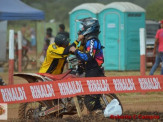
39;34;81;108
39;34;80;74
69;17;104;114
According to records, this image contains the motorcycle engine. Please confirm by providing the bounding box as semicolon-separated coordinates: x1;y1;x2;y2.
61;97;84;112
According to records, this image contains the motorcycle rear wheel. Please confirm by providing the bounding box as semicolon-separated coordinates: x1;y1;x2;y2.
18;101;62;121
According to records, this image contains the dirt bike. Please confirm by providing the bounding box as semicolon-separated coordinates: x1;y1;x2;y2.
14;56;123;120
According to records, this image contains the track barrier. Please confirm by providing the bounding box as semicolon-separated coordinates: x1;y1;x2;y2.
8;30;14;85
140;28;146;76
0;75;163;104
18;31;22;72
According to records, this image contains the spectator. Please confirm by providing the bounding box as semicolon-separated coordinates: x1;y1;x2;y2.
149;46;161;75
21;24;27;38
40;28;55;58
20;24;30;56
153;20;163;74
30;28;36;50
57;24;69;41
22;36;30;56
14;32;18;50
46;27;55;44
149;22;162;75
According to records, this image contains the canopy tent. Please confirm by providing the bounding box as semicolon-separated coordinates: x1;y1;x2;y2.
0;0;45;63
0;0;44;20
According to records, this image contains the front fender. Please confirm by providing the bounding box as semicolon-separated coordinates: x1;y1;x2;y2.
14;73;48;83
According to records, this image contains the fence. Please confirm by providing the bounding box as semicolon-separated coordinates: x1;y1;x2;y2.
0;73;163;121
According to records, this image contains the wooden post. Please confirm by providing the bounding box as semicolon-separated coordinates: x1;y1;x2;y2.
18;31;22;72
73;96;82;119
8;30;14;85
140;28;146;76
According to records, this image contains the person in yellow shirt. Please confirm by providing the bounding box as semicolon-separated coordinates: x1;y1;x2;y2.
39;34;81;108
39;34;80;75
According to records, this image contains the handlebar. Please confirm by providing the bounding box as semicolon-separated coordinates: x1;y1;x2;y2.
67;55;85;76
67;55;78;62
67;55;78;69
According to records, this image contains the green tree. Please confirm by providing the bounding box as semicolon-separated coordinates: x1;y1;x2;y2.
21;0;157;26
146;0;163;21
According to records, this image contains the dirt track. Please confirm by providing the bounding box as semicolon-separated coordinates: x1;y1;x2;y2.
1;69;163;121
7;111;163;122
55;111;163;122
7;93;163;120
68;111;163;122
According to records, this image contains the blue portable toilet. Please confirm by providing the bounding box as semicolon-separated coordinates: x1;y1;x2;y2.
98;2;145;71
69;3;104;42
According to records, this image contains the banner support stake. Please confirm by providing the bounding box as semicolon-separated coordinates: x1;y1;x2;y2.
73;96;83;119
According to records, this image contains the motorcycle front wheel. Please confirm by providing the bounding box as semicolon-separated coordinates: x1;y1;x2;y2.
100;93;123;112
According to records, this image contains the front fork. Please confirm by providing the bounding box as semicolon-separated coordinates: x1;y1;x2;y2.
102;94;109;106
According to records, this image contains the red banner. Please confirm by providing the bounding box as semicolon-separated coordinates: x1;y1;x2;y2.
0;75;163;104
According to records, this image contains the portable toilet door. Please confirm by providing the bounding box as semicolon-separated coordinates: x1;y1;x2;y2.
100;11;121;70
69;3;104;43
98;3;123;70
98;2;145;71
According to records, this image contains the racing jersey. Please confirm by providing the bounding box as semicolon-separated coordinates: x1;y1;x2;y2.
74;38;104;70
39;40;79;74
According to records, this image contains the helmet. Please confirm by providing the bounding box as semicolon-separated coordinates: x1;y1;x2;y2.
55;34;69;47
76;17;100;36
